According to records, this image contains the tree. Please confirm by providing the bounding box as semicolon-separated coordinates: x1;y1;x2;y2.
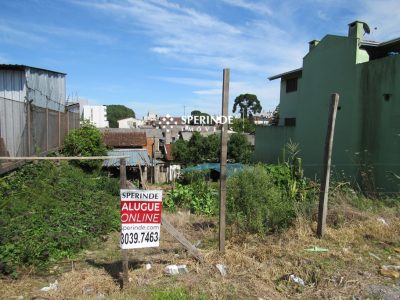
106;105;135;128
230;117;256;133
171;132;253;164
190;110;213;125
228;133;253;163
171;139;191;163
232;94;262;119
62;121;107;171
172;133;220;164
270;105;280;126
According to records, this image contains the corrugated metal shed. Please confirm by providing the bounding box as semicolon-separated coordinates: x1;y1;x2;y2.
0;64;66;111
103;149;159;167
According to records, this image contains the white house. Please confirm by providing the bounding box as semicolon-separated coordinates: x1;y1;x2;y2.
82;105;109;128
118;117;144;128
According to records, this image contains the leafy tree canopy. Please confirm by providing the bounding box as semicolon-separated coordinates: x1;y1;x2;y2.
172;132;252;164
62;121;107;171
228;133;252;163
106;105;135;128
230;117;256;133
232;94;262;119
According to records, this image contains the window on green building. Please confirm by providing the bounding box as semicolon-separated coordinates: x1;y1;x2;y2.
286;77;298;93
284;118;296;127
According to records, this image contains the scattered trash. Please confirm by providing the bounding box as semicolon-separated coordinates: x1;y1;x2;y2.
369;252;381;261
305;246;328;252
40;280;58;292
380;265;400;279
289;274;305;286
215;264;227;277
128;277;133;282
145;263;152;270
165;264;188;275
83;287;94;295
377;217;388;225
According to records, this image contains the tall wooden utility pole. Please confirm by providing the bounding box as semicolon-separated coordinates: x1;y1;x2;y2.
317;93;339;238
219;68;230;253
119;158;129;288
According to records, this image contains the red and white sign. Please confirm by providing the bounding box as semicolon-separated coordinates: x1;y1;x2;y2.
120;189;162;249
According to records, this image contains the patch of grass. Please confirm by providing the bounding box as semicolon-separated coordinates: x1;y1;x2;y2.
151;287;190;300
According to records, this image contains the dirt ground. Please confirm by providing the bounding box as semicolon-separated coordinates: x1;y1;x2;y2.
1;207;400;299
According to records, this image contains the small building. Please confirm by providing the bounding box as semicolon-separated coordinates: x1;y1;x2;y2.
254;21;400;193
82;105;109;128
118;117;144;128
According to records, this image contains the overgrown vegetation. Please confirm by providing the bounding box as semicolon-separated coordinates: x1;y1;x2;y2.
62;122;107;171
0;161;119;277
227;141;316;233
227;164;316;233
166;181;217;216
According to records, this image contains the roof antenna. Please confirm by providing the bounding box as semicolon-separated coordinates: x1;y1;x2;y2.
363;22;371;36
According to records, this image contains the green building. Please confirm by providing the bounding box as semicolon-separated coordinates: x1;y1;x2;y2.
254;21;400;194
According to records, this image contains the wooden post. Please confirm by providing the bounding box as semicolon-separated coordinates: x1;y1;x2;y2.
219;68;230;253
120;158;129;288
66;109;70;134
46;107;49;151
58;111;61;148
317;93;339;238
27;101;31;156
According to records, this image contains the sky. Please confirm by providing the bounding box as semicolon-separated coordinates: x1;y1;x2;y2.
1;0;399;118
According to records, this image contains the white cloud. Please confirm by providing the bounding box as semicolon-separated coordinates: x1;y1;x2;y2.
0;23;46;45
0;21;115;47
73;0;307;74
221;0;272;16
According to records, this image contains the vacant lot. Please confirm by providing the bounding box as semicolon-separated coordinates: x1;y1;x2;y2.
1;202;399;299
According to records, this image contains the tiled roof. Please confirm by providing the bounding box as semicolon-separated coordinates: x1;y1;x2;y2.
102;130;146;147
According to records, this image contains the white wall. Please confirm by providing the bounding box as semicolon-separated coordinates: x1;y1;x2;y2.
82;105;109;128
118;117;144;128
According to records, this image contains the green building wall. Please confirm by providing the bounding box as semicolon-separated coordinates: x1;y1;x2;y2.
255;22;400;193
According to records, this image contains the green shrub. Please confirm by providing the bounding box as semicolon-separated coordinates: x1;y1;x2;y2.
227;164;316;233
166;182;217;215
62;122;107;171
0;161;119;276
